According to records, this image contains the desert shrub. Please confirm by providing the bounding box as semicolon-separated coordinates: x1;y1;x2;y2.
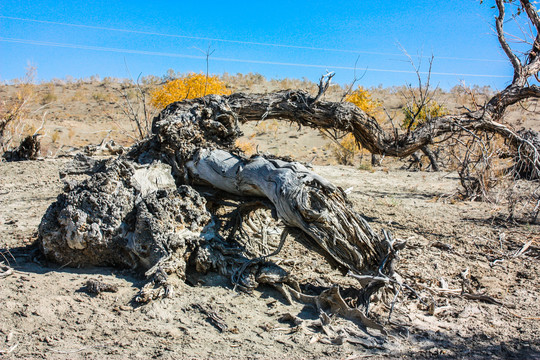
332;133;360;165
124;89;138;100
140;75;162;85
71;89;86;102
402;100;448;130
41;91;57;104
163;68;179;82
222;72;267;90
151;73;230;109
92;91;117;104
41;84;57;104
92;91;108;102
102;77;123;85
51;129;61;143
255;120;279;137
1;66;36;154
90;74;101;83
235;139;256;156
358;162;373;171
345;86;382;116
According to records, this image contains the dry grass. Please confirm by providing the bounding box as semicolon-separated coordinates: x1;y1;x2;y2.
235;139;257;156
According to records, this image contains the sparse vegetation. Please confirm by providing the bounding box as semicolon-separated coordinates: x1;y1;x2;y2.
254;120;279;137
1;65;37;155
331;133;361;165
40;83;58;104
402;100;448;130
50;129;61;143
150;72;230;109
92;91;111;103
70;89;86;102
235;139;257;155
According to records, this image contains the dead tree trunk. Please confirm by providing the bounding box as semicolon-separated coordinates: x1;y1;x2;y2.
421;146;440;172
40;92;399;313
214;90;539;178
2;134;41;161
186;148;387;274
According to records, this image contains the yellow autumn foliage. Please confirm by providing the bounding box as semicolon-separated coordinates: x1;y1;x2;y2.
345;86;381;116
402;101;448;130
151;73;230;109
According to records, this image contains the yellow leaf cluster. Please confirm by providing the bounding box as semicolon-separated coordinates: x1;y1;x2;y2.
345;86;381;116
150;73;230;109
235;139;257;156
402;101;448;130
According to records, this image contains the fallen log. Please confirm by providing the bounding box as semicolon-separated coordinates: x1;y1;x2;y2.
186;148;388;275
39;92;399;316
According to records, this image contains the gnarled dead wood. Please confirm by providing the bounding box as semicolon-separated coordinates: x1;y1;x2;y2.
222;91;539;177
39;85;402;329
186;148;387;275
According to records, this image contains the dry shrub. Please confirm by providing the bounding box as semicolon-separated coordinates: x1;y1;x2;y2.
151;73;230;109
332;133;361;165
70;89;86;102
448;131;539;223
41;83;57;104
505;180;540;223
93;91;117;103
51;129;61;144
235;139;257;156
402;100;448;130
448;132;508;201
1;66;36;154
222;72;267;91
255;120;279;137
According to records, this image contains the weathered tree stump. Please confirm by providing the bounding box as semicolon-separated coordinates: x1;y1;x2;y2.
39;93;399;321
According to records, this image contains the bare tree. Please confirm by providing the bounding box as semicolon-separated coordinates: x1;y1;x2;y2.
224;0;540;180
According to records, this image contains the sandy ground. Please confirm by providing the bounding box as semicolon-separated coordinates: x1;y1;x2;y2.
1;154;539;359
1;80;539;358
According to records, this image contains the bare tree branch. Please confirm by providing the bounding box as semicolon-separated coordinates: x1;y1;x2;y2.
496;0;523;81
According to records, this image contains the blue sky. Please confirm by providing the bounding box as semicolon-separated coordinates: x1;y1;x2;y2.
0;1;524;89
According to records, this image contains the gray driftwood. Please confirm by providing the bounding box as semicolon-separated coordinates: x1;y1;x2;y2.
186;148;387;274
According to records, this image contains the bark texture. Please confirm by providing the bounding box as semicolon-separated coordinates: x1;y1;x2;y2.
186;149;387;274
39;160;210;273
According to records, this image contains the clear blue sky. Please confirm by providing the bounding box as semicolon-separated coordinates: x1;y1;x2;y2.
0;1;523;89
